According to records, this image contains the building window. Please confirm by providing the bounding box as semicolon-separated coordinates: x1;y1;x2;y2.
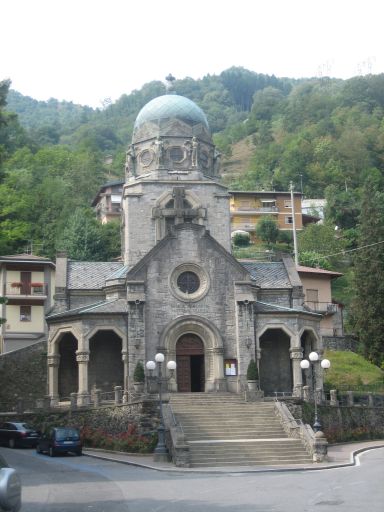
284;200;292;208
177;271;200;294
170;263;210;302
285;216;293;224
20;305;31;322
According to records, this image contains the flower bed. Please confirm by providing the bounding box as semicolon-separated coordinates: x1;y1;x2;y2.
81;424;157;453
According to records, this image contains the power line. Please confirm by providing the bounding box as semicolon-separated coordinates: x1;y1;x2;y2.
318;240;384;260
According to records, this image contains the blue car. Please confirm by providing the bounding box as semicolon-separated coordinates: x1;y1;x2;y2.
36;427;82;457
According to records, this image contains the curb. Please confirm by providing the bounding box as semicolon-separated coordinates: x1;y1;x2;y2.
83;444;384;474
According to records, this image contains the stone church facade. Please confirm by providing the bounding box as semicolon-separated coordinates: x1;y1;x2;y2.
46;94;323;405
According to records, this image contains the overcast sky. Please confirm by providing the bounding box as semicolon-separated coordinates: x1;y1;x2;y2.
2;0;383;108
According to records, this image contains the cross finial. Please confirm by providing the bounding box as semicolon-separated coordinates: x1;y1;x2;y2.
165;74;176;94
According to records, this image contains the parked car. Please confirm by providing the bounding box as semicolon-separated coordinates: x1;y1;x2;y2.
36;427;82;457
0;453;21;512
0;422;40;448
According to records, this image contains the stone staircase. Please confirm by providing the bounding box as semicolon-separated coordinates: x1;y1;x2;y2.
170;393;312;467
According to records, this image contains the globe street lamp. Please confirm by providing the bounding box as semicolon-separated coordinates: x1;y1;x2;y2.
146;353;176;462
300;351;331;432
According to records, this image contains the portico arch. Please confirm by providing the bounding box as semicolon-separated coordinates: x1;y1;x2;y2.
160;316;225;392
258;327;293;397
47;326;81;402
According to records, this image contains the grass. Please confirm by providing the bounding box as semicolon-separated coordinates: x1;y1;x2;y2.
323;350;384;392
232;243;291;260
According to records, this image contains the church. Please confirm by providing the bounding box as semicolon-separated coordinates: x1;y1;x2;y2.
46;92;324;405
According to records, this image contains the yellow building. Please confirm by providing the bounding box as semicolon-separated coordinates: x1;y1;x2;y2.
229;190;303;241
0;254;55;353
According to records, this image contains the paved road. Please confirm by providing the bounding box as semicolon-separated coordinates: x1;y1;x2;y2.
2;446;384;512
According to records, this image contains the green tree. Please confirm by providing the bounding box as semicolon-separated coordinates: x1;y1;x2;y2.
232;232;250;247
57;207;120;261
298;223;347;263
0;296;7;327
350;172;384;367
255;216;279;246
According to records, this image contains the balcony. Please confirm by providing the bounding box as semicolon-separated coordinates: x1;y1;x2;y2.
305;301;339;314
231;206;279;214
232;224;255;231
5;282;48;297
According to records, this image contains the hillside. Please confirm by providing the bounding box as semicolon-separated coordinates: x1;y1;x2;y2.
221;136;256;185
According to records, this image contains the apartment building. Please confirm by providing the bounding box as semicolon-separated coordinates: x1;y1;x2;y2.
229;190;303;241
0;254;55;353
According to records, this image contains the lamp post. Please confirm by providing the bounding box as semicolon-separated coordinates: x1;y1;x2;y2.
146;353;176;462
300;351;331;432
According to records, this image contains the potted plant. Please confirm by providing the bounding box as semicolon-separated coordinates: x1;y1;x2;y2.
246;359;259;390
133;361;145;392
11;282;22;288
31;282;44;294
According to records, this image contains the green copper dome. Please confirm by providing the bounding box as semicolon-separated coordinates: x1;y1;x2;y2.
134;95;209;131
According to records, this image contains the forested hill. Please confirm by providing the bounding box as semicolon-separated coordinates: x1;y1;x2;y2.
1;68;384;259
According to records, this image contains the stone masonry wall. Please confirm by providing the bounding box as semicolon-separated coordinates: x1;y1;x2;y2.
0;341;47;408
0;400;159;437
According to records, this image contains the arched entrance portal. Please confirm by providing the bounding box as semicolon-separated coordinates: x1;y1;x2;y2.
176;334;205;392
58;333;78;399
259;329;292;396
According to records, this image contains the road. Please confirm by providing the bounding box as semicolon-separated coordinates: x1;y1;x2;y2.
1;446;384;512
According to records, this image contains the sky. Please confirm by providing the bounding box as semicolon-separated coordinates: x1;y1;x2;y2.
2;0;383;108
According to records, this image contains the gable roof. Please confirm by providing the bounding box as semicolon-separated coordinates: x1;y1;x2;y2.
296;265;343;278
126;223;249;280
67;261;124;289
240;261;292;289
0;253;55;267
47;298;128;320
255;300;321;317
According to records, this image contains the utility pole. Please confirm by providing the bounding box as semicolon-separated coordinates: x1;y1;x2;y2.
290;181;299;266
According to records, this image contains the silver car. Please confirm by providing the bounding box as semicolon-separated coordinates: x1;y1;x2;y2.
0;453;21;512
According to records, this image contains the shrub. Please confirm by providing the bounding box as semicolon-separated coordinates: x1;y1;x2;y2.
246;359;259;380
232;232;250;247
80;425;157;453
133;361;145;383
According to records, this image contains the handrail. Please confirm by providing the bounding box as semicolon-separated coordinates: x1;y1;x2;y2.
274;400;328;462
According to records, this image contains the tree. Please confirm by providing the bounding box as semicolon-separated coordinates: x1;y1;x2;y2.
350;172;384;367
57;207;121;261
298;223;348;265
0;296;7;328
255;216;279;246
232;231;250;247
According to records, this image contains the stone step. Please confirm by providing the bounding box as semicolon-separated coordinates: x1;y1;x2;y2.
168;394;311;467
189;457;312;467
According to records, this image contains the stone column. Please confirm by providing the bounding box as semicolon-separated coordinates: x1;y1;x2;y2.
122;350;129;395
212;346;226;391
76;350;90;406
330;389;338;406
290;346;304;397
47;354;60;405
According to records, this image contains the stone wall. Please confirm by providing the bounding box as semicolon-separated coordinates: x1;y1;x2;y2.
323;335;359;352
286;400;384;442
0;341;47;408
0;400;158;437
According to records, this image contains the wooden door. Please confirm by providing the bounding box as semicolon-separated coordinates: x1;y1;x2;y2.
176;334;205;392
176;356;191;392
20;271;31;295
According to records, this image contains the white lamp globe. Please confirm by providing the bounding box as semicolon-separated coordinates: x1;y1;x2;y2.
309;351;319;362
146;360;156;371
155;352;165;363
300;360;310;369
321;358;331;369
167;360;177;371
